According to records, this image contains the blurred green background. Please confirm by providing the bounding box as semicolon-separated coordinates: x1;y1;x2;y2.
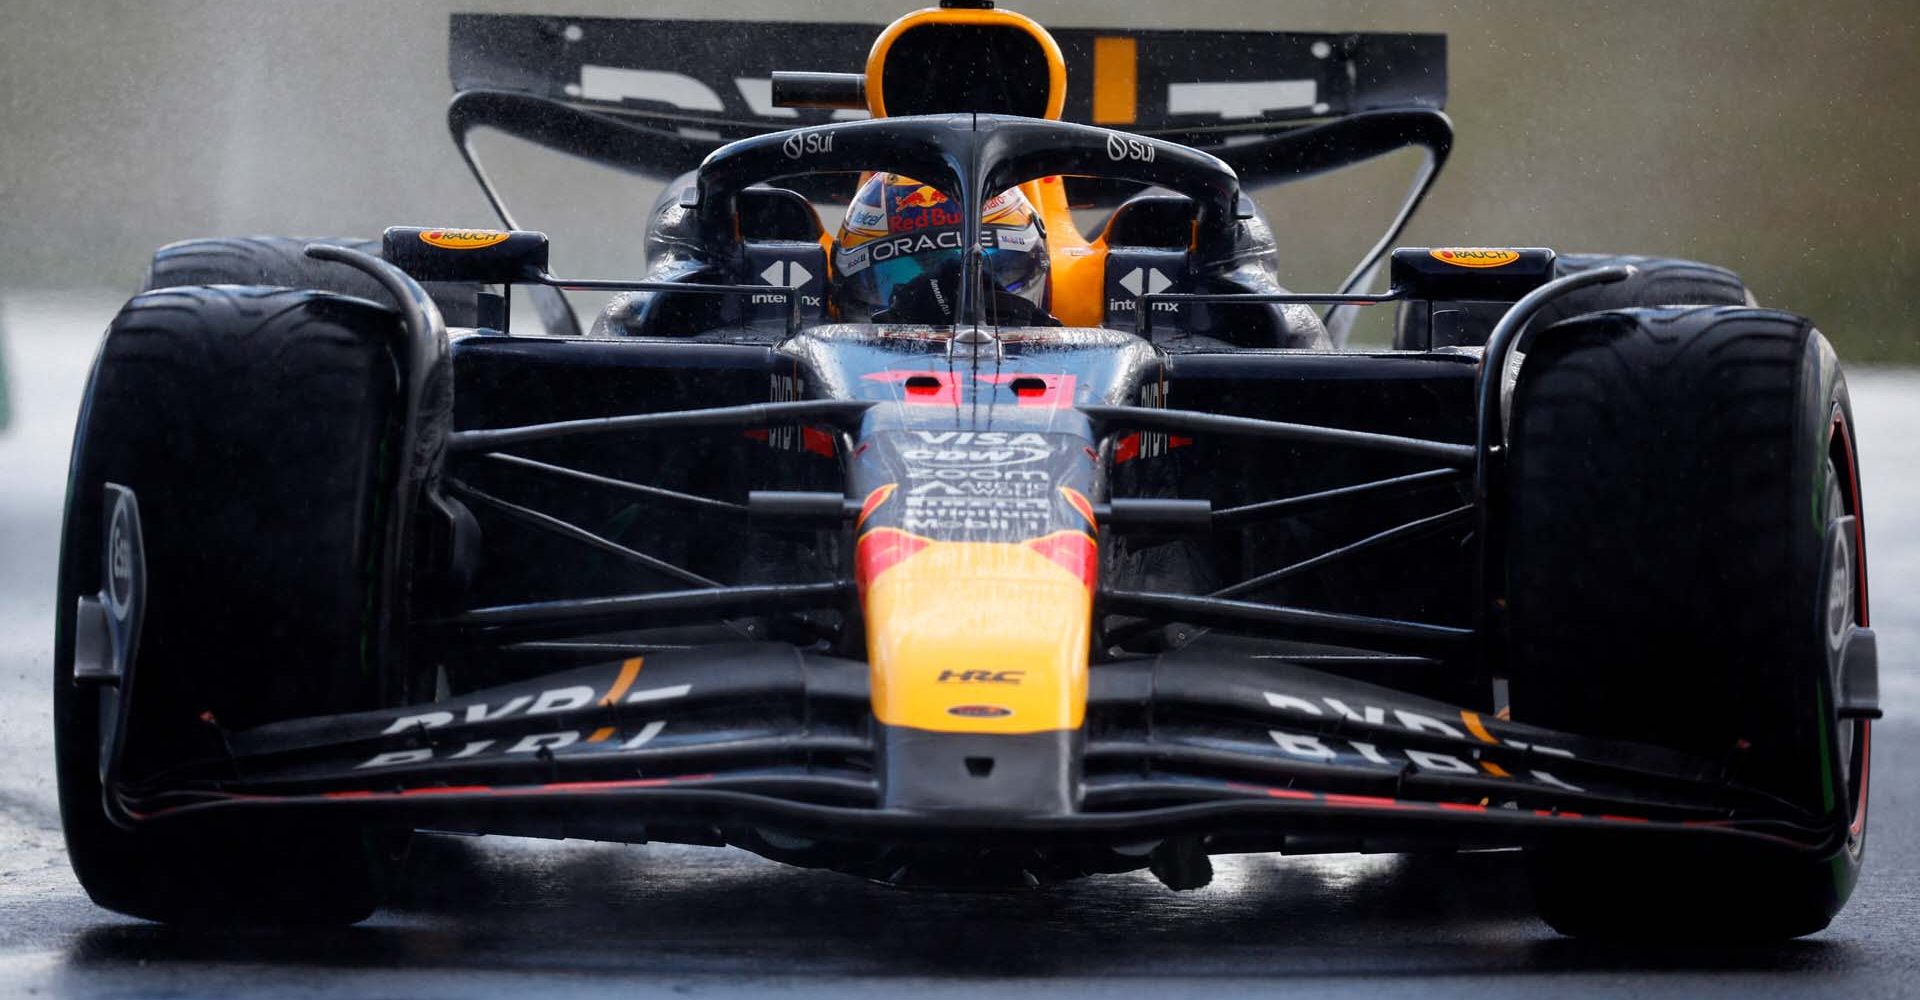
1;0;1914;356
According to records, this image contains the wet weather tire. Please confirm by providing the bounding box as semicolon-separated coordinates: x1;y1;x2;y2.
146;235;483;327
1395;254;1752;350
1505;305;1868;940
53;285;402;924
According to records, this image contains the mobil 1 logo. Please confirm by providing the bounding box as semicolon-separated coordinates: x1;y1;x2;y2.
894;431;1063;535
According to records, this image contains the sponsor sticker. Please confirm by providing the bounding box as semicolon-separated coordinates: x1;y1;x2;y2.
1429;248;1521;269
938;669;1025;685
993;224;1039;252
899;430;1055;468
354;667;691;770
1258;688;1584;792
982;191;1035;226
947;704;1014;719
1106;133;1157;163
783;130;835;159
894;184;949;209
836;243;873;276
891;202;965;233
847;204;889;233
420;229;510;250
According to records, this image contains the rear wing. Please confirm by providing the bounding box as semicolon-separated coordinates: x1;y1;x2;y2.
447;14;1447;188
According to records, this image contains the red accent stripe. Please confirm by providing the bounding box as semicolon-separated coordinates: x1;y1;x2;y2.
174;778;1802;848
857;483;897;530
855;527;934;590
1023;531;1098;588
510;777;682;794
1833;411;1870;626
1851;720;1872;839
1060;487;1097;529
1322;793;1415;811
745;427;834;457
976;373;1077;409
801;427;838;458
863;369;962;405
332;783;495;798
323;775;714;802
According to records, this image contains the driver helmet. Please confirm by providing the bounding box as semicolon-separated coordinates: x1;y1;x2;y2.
833;174;1051;325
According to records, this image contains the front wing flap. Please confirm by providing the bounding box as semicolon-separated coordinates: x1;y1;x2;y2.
113;643;1836;855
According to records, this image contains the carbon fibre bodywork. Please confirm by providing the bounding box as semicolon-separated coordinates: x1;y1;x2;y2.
113;636;1856;876
90;322;1863;882
67;4;1876;901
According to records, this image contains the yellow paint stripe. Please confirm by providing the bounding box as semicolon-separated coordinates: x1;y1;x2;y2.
599;657;644;707
1091;36;1138;125
1460;710;1498;744
1479;761;1511;778
587;727;617;743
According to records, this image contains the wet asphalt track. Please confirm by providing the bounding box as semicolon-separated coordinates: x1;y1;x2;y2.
1;292;1916;998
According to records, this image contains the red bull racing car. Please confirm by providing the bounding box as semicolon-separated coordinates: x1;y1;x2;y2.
55;2;1878;939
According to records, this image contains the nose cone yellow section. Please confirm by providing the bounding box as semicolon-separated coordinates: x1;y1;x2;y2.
865;538;1093;734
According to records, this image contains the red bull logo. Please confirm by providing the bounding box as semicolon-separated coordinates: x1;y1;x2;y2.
895;185;948;209
890;182;963;233
891;205;965;233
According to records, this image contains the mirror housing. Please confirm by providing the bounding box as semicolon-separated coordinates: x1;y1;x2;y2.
1389;247;1555;301
382;227;550;284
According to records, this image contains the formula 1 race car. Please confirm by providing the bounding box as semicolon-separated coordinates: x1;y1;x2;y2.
56;2;1878;939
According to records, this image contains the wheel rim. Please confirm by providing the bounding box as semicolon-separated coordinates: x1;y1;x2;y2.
1826;409;1870;847
1824;459;1857;785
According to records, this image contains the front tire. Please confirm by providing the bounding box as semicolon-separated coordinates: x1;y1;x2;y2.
1505;305;1868;940
147;235;484;327
1395;253;1752;350
54;285;403;924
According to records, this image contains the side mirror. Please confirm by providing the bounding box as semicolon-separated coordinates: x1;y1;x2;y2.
1389;247;1555;302
382;227;550;284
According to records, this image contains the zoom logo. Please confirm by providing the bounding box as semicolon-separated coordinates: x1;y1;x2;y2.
783;131;835;159
1107;133;1156;163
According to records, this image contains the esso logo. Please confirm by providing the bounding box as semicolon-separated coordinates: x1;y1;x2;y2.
783;131;835;159
1107;133;1156;163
